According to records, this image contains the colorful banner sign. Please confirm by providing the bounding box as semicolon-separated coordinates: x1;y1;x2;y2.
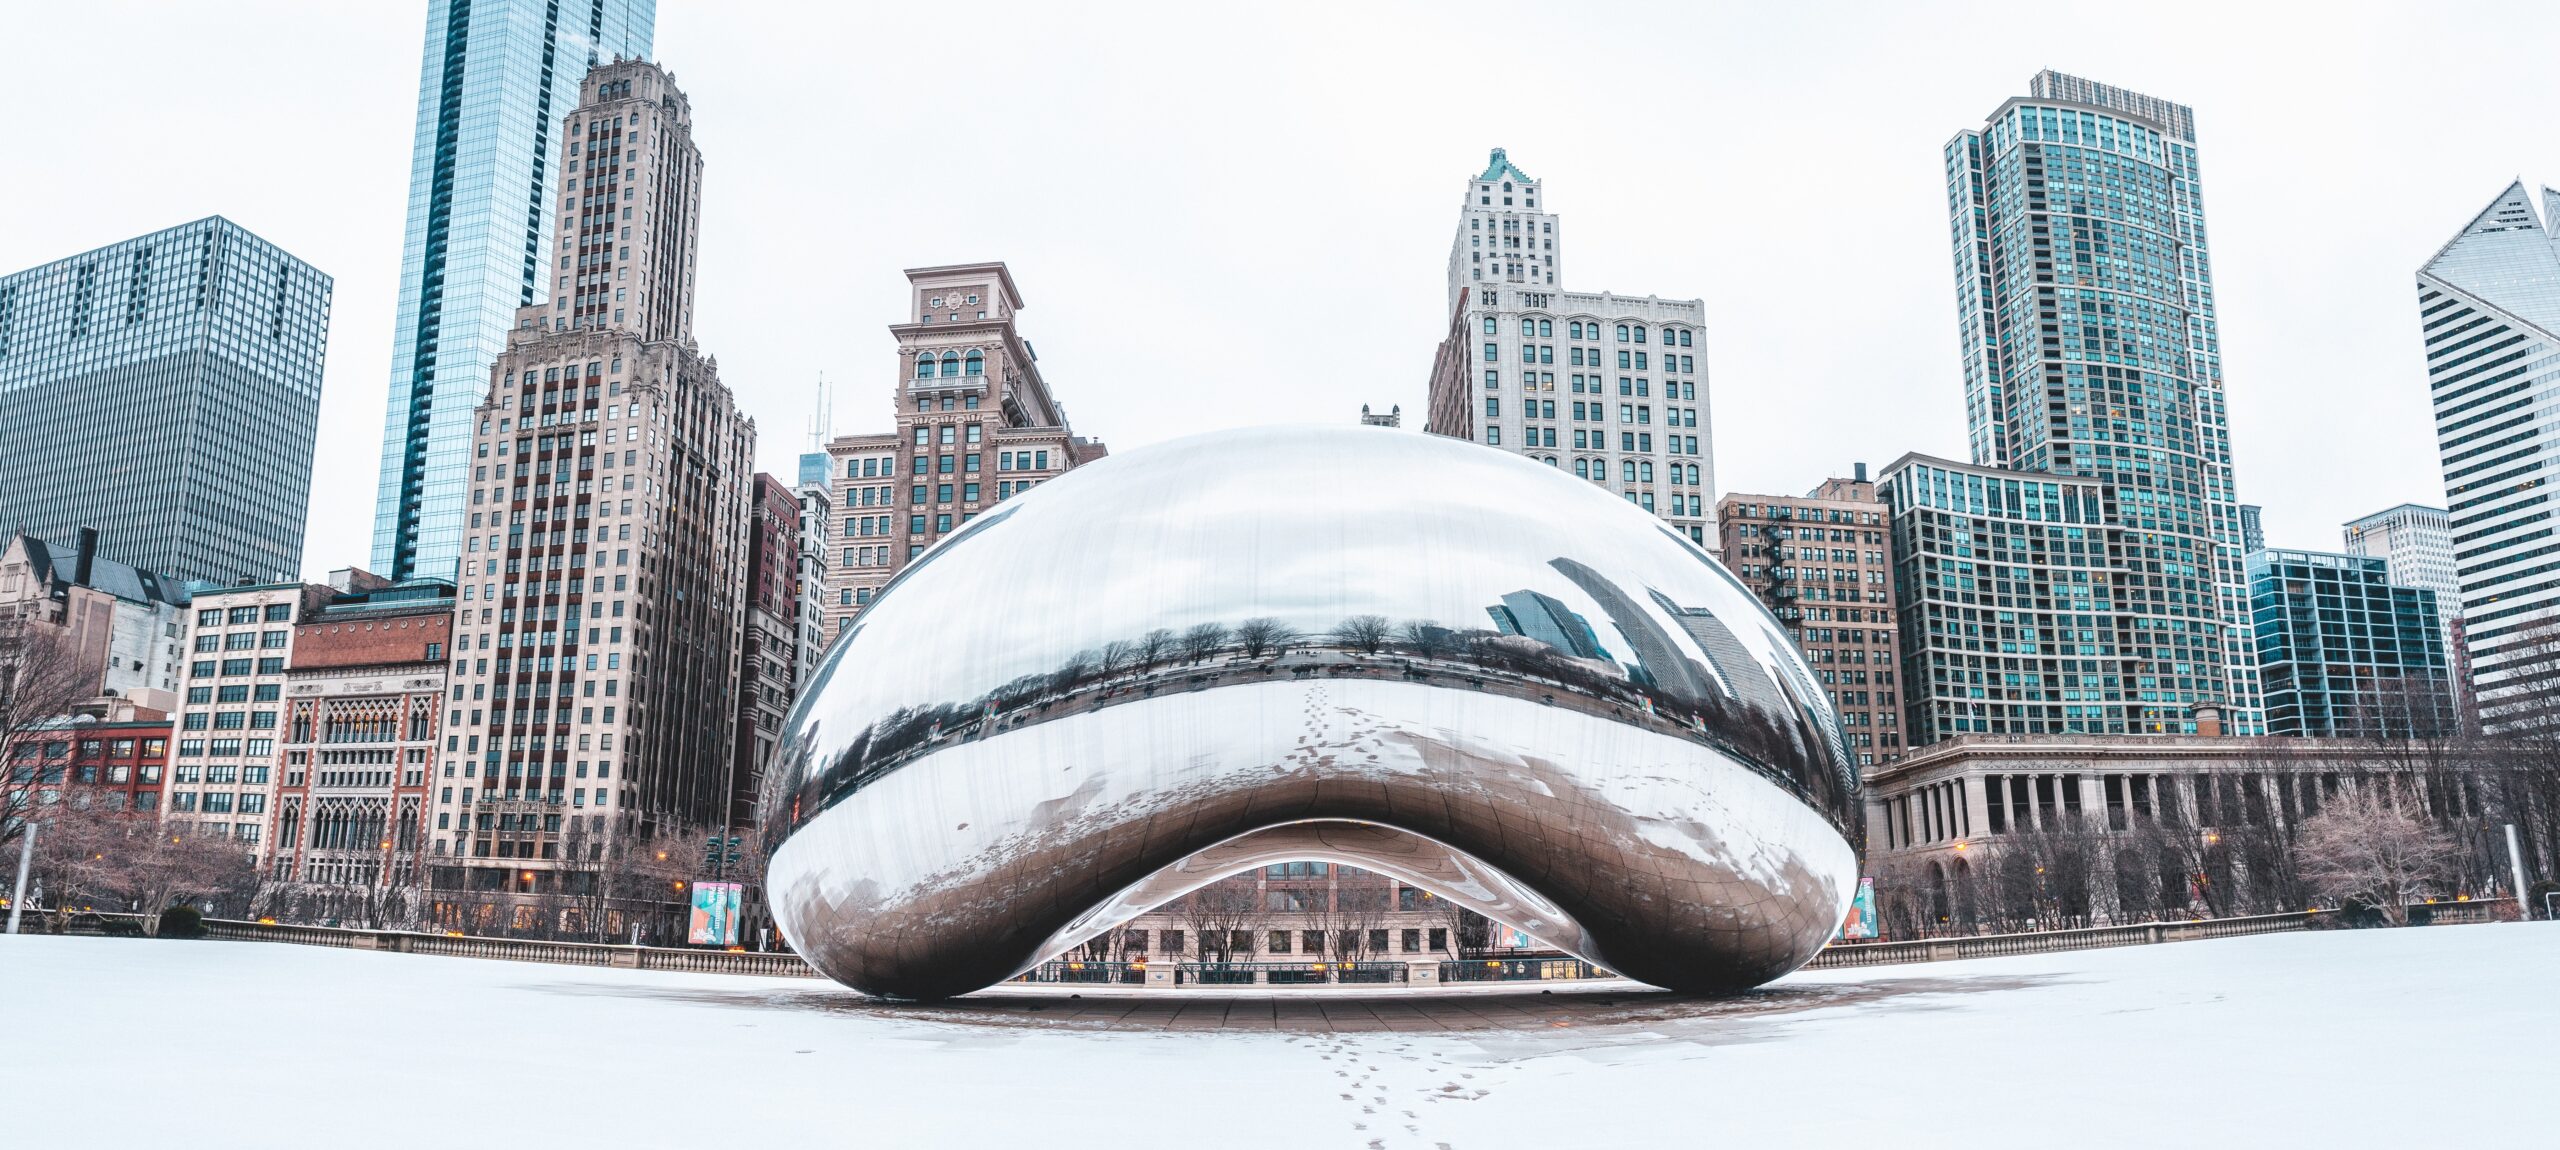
688;881;742;946
1838;876;1877;940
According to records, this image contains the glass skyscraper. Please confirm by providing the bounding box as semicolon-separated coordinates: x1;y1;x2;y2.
370;0;654;582
2248;549;2451;738
1917;70;2262;737
0;217;329;583
2414;181;2560;729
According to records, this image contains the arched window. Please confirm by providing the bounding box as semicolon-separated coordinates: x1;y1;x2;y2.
1537;319;1552;337
939;352;960;376
964;351;984;376
1574;459;1590;480
1615;325;1630;342
914;355;932;379
1622;460;1637;483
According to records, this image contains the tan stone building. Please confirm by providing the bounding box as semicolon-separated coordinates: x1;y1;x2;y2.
1717;469;1904;770
167;579;337;858
821;263;1106;638
1;529;191;710
428;59;754;918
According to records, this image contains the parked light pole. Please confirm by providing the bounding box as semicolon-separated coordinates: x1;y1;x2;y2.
7;822;35;935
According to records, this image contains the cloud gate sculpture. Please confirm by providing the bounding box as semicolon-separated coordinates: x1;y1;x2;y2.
761;425;1860;1000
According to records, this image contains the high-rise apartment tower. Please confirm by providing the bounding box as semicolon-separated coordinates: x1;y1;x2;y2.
429;61;754;898
0;218;329;583
372;0;657;583
1425;150;1717;546
1916;71;2261;738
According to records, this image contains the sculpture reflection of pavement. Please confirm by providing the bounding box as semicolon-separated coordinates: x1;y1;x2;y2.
762;426;1861;1001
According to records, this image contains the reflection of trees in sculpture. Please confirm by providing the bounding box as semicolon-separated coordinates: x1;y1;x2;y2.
789;594;1860;848
1177;622;1229;663
1331;615;1391;655
1233;617;1297;659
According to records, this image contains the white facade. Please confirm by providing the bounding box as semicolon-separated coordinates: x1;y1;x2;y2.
2414;182;2560;727
169;584;321;860
2342;503;2460;616
1445;150;1717;547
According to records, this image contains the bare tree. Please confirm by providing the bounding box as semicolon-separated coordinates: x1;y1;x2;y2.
1182;877;1262;963
1399;620;1459;661
0;621;97;845
1097;639;1137;679
1134;628;1175;672
2294;784;2463;925
1233;618;1295;659
1177;622;1229;663
1330;615;1391;656
1330;872;1390;963
84;816;260;935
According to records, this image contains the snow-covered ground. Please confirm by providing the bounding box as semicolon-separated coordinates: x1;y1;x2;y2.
3;925;2549;1149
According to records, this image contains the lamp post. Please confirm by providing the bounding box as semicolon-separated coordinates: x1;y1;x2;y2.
6;822;34;935
2504;824;2532;921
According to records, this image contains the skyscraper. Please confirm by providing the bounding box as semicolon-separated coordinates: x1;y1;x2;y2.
2413;182;2560;728
1423;150;1717;546
1922;71;2261;736
2342;503;2467;717
821;263;1108;639
0;217;329;583
429;60;755;897
2248;548;2452;738
372;0;656;584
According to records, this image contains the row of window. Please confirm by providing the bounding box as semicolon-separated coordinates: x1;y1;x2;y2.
1487;316;1696;346
194;603;294;627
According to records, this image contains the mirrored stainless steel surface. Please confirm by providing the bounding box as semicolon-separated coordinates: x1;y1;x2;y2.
762;425;1860;1000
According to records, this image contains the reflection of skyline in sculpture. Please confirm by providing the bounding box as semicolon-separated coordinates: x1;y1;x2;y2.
1549;557;1717;706
1487;590;1611;661
761;425;1858;1002
1650;588;1789;717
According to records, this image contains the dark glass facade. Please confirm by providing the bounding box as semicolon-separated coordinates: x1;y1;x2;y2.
2248;549;2453;737
0;217;329;583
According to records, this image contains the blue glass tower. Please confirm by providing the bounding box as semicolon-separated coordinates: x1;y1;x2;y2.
1934;71;2261;735
2248;549;2452;737
370;0;654;582
0;217;329;584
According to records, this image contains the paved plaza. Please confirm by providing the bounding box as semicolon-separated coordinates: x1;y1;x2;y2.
5;925;2551;1148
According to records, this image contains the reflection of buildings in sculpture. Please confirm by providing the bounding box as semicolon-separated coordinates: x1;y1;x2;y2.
1088;864;1471;965
1648;589;1790;718
1715;471;1905;770
1485;590;1609;660
1547;557;1715;705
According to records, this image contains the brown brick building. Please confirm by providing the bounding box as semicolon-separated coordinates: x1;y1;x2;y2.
732;473;800;831
821;263;1106;639
272;576;452;889
1716;467;1904;770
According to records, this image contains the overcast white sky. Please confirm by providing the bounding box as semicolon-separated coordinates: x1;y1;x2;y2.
5;2;2554;578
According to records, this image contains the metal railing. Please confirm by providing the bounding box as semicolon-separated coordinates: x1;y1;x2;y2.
44;899;2517;986
1804;899;2516;969
1440;957;1609;982
1169;961;1410;986
1019;960;1147;985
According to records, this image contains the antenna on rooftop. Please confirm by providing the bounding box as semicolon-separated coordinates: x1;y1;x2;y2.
809;370;833;452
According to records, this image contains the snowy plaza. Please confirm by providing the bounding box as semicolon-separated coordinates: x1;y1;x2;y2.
4;924;2551;1149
